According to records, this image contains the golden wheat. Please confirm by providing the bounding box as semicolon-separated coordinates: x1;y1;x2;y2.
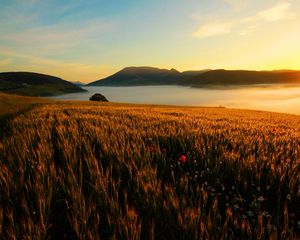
0;100;299;239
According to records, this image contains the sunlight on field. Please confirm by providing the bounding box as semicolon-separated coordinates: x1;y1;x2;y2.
0;93;51;117
0;99;299;239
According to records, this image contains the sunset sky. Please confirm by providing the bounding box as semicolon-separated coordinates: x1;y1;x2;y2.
0;0;299;82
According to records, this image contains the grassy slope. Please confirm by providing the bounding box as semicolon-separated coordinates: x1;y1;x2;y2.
0;72;86;96
0;93;52;117
0;95;299;239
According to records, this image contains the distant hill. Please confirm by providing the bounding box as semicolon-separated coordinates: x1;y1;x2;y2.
0;72;86;96
87;66;183;86
88;67;300;87
180;70;300;87
72;81;86;87
181;69;211;77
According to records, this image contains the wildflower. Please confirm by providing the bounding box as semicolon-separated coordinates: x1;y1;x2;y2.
270;163;275;172
273;128;277;132
179;155;187;164
256;186;261;192
286;194;291;200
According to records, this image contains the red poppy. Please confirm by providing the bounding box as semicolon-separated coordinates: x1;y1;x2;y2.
273;128;277;132
179;155;187;164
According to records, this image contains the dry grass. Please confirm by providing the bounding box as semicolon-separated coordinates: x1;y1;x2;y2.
0;96;299;239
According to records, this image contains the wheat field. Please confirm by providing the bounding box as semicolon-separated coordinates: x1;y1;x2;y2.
0;97;299;239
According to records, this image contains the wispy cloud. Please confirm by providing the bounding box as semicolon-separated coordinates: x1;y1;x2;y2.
258;2;293;22
0;48;115;82
0;0;118;81
193;2;295;38
242;2;294;23
239;25;257;36
3;18;114;54
193;21;234;38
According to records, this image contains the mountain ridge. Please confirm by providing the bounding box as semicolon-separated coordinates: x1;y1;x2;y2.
181;69;300;87
87;66;183;86
88;67;300;87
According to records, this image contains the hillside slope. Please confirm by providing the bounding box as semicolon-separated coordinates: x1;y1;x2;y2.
0;72;86;96
88;67;300;87
88;66;183;86
0;93;52;117
180;69;300;87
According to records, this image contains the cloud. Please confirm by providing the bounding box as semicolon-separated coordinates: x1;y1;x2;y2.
193;2;295;38
3;18;114;54
0;48;115;82
0;48;94;71
242;2;293;23
258;2;293;22
0;0;116;55
239;25;257;36
193;21;234;38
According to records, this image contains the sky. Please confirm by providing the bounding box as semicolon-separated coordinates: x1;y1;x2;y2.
0;0;299;83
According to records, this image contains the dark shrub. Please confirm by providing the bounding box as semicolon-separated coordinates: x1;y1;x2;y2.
89;93;108;102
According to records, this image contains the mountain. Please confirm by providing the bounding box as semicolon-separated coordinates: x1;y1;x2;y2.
87;66;183;86
89;67;300;87
72;81;86;87
181;69;211;77
0;72;86;96
180;70;300;87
